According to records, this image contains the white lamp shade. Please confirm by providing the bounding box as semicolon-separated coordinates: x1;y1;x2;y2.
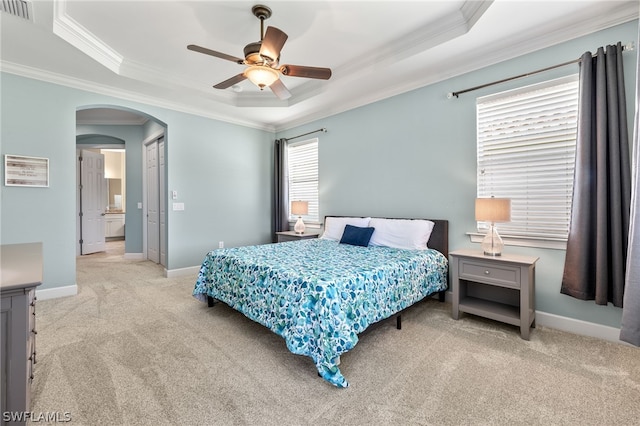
244;65;279;89
475;198;511;222
291;200;309;216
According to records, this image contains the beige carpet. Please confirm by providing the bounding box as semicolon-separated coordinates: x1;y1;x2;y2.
29;242;640;425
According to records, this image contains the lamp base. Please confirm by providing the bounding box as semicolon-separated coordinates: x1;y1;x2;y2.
481;224;504;256
294;216;306;234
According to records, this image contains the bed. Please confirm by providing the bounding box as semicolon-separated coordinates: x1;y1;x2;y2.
193;217;449;387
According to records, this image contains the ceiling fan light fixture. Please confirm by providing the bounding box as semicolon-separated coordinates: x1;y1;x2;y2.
244;65;279;90
188;4;330;98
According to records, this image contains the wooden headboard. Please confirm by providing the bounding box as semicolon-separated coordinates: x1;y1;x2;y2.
323;216;449;258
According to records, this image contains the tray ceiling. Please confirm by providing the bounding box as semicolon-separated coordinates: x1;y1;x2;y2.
1;1;638;131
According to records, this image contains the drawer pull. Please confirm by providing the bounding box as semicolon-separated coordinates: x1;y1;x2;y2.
484;270;490;275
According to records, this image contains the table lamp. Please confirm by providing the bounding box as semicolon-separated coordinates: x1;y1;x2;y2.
475;197;511;256
291;200;308;234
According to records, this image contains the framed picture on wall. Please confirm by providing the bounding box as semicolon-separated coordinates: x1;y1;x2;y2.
4;154;49;187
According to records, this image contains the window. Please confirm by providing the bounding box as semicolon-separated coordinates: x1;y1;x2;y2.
287;138;319;223
476;75;579;245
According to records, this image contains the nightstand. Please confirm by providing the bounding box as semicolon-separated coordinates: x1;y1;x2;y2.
450;249;539;340
276;231;321;242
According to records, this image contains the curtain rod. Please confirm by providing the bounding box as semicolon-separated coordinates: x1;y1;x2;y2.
447;41;634;99
284;128;327;141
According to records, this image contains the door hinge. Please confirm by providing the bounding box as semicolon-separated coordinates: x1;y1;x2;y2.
79;239;83;244
79;212;83;217
79;156;83;162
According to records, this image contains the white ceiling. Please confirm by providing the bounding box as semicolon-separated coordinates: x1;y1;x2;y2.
1;0;638;131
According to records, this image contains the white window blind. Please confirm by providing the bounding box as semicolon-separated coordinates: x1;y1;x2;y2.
476;75;579;242
287;138;319;222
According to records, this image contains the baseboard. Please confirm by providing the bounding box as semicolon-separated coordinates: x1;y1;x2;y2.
123;252;144;260
535;310;625;345
165;265;200;278
36;284;78;301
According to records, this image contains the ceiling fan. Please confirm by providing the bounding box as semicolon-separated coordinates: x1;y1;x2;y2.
187;4;332;100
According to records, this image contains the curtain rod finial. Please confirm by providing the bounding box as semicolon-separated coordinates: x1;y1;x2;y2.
447;92;453;99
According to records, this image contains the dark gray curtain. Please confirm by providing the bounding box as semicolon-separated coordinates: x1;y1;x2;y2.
561;42;631;307
620;22;640;346
273;138;289;242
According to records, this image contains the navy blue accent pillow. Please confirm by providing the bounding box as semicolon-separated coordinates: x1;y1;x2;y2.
340;224;375;247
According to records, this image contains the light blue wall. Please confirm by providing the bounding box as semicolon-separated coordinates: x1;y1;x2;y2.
76;135;124;145
1;77;77;289
163;113;273;268
277;20;638;329
75;115;274;268
1;73;274;290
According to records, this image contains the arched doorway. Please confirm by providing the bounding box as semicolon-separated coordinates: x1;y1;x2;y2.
76;106;167;267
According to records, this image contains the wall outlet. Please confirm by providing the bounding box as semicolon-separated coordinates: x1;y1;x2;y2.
218;241;224;249
172;202;185;211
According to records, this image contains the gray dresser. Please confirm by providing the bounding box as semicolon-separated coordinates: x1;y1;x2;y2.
1;243;42;425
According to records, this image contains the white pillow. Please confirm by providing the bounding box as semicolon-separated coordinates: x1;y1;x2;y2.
320;217;371;241
368;218;435;250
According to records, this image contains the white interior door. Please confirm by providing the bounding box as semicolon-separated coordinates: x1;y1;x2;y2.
146;142;160;263
80;150;106;255
159;138;166;267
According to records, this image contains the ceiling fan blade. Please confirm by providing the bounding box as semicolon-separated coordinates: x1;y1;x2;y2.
270;79;291;100
213;73;247;90
259;26;288;62
187;44;244;64
280;65;332;80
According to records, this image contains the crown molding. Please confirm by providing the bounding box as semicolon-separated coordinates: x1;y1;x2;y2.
332;1;491;84
4;1;638;134
274;3;638;132
460;0;494;29
0;61;275;132
52;0;123;74
118;58;238;105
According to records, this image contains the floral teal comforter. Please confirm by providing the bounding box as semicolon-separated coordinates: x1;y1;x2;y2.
193;238;448;388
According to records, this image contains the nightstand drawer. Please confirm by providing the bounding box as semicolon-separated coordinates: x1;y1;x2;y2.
459;259;520;289
276;231;320;242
